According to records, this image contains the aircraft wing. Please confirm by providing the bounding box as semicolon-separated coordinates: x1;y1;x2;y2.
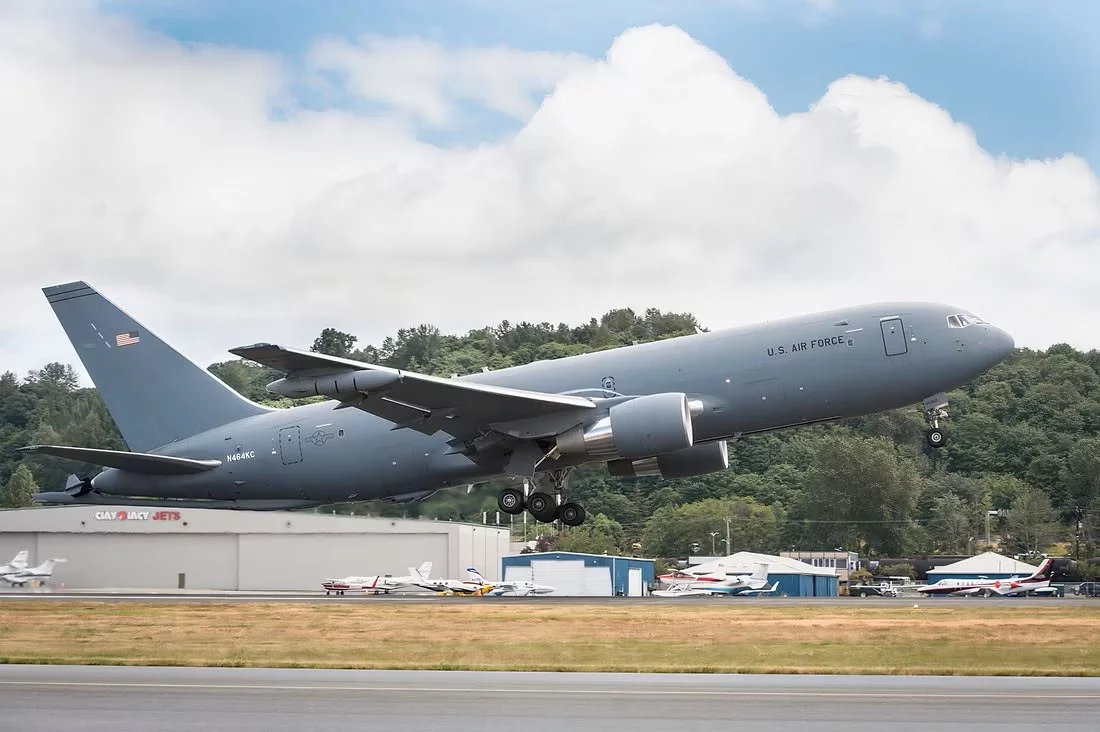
229;343;597;441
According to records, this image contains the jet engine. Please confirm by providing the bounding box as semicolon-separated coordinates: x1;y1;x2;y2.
554;392;699;460
606;440;729;479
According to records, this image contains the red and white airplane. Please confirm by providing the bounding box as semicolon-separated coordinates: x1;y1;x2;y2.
915;558;1054;596
322;561;432;595
656;562;771;594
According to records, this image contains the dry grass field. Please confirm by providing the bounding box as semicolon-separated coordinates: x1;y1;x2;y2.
1;601;1098;675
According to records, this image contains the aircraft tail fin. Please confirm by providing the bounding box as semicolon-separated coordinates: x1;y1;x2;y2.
8;550;29;570
750;562;769;582
35;558;65;574
414;561;432;580
1029;558;1054;582
42;282;270;452
466;567;488;584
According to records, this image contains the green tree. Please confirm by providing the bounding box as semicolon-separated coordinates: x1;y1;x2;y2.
929;493;973;554
788;434;925;556
641;497;782;557
0;464;38;508
311;328;358;358
878;563;916;579
1060;438;1100;516
1003;485;1061;555
555;513;624;555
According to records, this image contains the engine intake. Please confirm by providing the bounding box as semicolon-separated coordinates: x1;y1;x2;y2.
607;440;729;479
555;392;694;460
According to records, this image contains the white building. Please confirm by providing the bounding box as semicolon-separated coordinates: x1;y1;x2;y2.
0;506;510;590
925;552;1039;583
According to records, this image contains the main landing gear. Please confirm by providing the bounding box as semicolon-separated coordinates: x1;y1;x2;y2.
497;468;587;526
923;392;949;449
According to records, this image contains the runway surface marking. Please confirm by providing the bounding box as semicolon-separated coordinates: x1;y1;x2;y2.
1;680;1095;699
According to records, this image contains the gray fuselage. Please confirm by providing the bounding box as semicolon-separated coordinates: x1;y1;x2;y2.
91;301;1013;504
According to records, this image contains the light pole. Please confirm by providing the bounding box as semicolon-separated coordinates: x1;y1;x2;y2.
719;538;729;554
725;517;731;553
709;531;719;555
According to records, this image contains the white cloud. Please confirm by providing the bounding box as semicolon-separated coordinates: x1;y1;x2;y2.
307;35;592;126
1;6;1099;384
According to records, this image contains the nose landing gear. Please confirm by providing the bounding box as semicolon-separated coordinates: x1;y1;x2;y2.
923;392;949;449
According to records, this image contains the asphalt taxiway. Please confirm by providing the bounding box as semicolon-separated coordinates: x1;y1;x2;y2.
1;666;1097;731
0;590;1094;607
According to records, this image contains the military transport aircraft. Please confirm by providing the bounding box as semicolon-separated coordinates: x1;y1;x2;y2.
22;282;1014;526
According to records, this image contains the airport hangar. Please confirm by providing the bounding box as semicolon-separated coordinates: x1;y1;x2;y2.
0;506;511;591
924;552;1041;584
502;552;656;597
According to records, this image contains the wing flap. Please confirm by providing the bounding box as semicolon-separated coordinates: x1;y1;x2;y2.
17;445;222;475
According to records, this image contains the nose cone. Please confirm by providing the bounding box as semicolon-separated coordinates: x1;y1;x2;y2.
985;326;1015;366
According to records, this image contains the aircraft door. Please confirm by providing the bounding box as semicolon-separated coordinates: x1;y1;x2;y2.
879;318;908;357
279;426;303;465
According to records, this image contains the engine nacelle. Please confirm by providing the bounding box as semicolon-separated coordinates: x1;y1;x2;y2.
267;369;400;399
606;440;729;479
555;392;695;460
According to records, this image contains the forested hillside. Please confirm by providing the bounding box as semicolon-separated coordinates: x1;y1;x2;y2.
3;308;1099;565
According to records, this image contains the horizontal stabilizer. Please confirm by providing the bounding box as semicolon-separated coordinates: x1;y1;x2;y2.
17;445;221;475
31;492;321;511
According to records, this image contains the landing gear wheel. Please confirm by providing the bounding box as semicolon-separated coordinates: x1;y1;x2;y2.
926;427;946;449
497;487;526;515
558;502;586;527
922;393;949;450
526;491;558;523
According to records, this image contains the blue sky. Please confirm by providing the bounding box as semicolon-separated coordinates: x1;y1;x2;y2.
103;0;1100;167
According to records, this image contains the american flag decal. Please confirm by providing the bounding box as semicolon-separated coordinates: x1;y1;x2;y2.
115;331;140;347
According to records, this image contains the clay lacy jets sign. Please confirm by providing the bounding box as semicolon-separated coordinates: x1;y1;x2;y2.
94;510;182;521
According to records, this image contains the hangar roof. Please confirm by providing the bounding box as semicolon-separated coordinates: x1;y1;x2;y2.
503;551;654;563
689;551;835;577
0;505;507;536
926;552;1038;576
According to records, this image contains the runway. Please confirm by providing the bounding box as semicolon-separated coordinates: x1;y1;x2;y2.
0;589;1094;606
1;665;1097;731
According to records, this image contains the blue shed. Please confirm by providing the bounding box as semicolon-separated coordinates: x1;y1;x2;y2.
501;552;655;596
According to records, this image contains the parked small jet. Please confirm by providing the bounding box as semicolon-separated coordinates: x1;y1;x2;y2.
654;563;771;595
739;581;781;596
321;561;432;595
411;567;555;596
653;579;780;598
915;558;1054;597
413;566;492;595
23;282;1014;525
1;558;66;587
467;567;556;597
0;550;29;578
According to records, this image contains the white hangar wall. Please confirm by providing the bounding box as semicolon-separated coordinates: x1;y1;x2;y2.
0;506;511;591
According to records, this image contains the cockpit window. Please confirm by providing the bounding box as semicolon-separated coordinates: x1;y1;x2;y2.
947;313;986;328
